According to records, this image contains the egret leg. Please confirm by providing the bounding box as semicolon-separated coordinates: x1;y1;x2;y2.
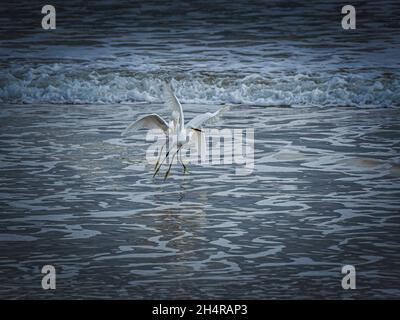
153;150;169;177
154;143;165;170
164;147;181;181
179;148;188;174
153;143;175;177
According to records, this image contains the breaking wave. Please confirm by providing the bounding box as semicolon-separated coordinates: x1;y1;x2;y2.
1;63;399;107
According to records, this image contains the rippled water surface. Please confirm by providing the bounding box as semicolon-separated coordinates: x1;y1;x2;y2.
0;0;400;299
1;104;400;299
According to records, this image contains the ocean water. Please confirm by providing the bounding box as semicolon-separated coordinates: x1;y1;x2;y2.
0;0;400;299
1;0;400;106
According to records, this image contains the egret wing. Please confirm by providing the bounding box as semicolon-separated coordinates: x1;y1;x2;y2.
186;105;230;129
121;113;169;137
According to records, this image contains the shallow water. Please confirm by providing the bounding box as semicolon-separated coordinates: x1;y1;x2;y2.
0;103;399;299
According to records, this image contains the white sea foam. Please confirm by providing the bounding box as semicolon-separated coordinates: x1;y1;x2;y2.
0;64;398;107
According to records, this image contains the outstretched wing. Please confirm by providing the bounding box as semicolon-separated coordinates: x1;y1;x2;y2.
121;113;169;137
163;82;183;129
186;105;230;130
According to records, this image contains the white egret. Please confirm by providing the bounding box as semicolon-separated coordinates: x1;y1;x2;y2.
122;82;229;180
